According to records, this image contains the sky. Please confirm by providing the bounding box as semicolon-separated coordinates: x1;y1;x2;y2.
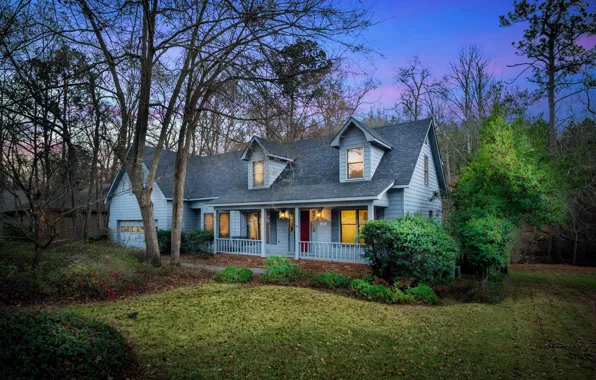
348;0;596;115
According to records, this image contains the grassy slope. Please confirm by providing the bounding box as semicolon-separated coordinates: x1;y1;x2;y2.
65;268;596;379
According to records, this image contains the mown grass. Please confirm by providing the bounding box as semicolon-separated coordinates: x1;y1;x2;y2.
65;268;596;379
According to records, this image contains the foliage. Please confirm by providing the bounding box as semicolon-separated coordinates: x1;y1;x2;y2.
214;267;253;283
0;241;169;304
0;311;132;379
349;279;415;304
260;256;301;284
65;267;596;379
157;229;172;252
1;220;34;242
466;274;509;304
182;229;214;254
449;116;565;277
407;283;439;305
360;214;459;286
310;271;350;289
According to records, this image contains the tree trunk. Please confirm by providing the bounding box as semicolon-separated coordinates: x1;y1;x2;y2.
572;232;578;266
138;193;160;265
170;122;189;262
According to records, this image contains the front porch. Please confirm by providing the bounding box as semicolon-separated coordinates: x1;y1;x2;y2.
212;204;381;264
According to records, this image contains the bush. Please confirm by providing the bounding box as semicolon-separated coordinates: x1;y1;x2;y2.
1;220;34;242
182;229;214;254
360;215;459;286
407;283;439;304
214;267;253;283
349;279;414;304
0;311;133;379
157;229;171;252
310;271;350;289
260;256;301;284
465;273;509;304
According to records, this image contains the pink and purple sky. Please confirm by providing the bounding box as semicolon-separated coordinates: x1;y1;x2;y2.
350;0;596;115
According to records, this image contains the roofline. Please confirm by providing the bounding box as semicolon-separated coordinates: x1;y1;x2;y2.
165;197;217;201
427;119;447;191
211;181;394;207
330;117;393;150
240;136;293;162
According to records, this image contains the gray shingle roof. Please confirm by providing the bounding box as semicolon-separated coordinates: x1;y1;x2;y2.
143;118;432;206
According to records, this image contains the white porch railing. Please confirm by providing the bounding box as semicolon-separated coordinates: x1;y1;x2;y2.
215;238;261;256
299;241;366;263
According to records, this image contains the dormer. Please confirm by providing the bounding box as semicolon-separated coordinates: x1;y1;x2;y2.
330;117;392;182
240;136;293;189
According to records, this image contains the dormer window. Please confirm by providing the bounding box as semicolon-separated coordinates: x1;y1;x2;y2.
347;147;364;179
253;160;264;187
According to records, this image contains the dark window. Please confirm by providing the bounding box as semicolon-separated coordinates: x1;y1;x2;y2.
424;155;429;185
253;161;264;186
204;213;214;232
429;210;433;218
340;209;368;243
347;147;364;179
219;213;230;238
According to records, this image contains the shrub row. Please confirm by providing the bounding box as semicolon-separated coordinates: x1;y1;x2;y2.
309;271;350;289
157;229;214;254
349;278;438;305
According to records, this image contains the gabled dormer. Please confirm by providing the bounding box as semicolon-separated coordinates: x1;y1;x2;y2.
240;136;293;189
330;117;392;182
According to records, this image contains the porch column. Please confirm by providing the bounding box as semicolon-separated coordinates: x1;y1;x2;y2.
294;207;300;259
260;208;266;257
214;210;219;253
367;204;374;221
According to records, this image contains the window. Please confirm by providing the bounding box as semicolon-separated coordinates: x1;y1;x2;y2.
429;210;433;218
253;160;264;187
347;147;364;179
424;155;429;185
204;213;214;232
219;213;230;238
247;212;260;240
340;209;368;243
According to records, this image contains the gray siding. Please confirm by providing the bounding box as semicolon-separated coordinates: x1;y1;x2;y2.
165;201;198;231
339;126;371;182
403;133;442;219
266;214;291;254
108;168;169;248
230;210;241;237
384;188;404;220
370;145;384;179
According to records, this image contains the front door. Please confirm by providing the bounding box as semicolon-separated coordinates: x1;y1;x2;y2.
300;210;310;252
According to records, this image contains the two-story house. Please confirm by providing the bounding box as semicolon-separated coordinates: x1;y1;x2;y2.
105;117;446;263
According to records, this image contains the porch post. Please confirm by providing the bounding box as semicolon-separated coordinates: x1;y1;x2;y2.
294;207;300;259
214;210;219;253
260;208;266;257
367;204;374;221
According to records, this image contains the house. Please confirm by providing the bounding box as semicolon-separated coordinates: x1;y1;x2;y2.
105;117;446;263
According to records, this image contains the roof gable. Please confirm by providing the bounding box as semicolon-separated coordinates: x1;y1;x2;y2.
330;117;392;150
240;136;294;161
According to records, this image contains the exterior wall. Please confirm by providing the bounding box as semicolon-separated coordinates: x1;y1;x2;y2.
339;126;371;182
403;133;442;219
108;169;169;247
247;146;287;189
311;207;333;243
384;188;404;220
266;215;292;254
370;145;385;179
165;200;198;231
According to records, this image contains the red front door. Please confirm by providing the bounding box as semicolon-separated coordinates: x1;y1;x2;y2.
300;210;310;252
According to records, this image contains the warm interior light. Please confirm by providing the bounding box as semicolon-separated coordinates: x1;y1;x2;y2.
315;211;322;218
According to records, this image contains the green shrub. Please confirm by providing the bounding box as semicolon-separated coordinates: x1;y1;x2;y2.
215;267;253;283
260;256;301;284
181;229;214;254
0;311;132;379
350;279;395;303
310;271;349;288
407;283;439;304
1;220;33;242
360;215;459;286
157;229;172;252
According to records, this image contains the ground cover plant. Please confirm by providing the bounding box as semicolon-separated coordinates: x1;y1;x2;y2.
0;311;133;379
214;267;253;283
260;256;302;284
309;271;350;288
63;265;596;379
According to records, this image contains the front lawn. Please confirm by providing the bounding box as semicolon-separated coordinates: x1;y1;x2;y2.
65;267;596;379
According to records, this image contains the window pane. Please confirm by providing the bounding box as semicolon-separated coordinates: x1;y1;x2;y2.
347;147;363;163
348;162;364;178
341;210;356;225
341;225;357;243
219;213;229;238
254;172;264;186
253;161;264;186
358;210;368;227
247;212;259;240
204;213;214;232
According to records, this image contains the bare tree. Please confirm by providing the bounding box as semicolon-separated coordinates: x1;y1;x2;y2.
395;57;434;121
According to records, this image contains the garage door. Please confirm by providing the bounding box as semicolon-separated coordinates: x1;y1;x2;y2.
118;221;146;249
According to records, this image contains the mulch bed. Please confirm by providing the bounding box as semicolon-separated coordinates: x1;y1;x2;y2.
511;264;596;272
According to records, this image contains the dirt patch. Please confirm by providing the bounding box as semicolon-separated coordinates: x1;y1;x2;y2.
511;264;596;272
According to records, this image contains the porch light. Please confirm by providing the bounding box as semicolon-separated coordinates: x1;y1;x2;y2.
279;210;289;219
315;210;322;219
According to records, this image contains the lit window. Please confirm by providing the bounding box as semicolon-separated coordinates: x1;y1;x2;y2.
204;213;214;232
253;161;264;186
219;213;229;238
247;212;260;240
347;147;364;179
424;155;429;185
340;209;368;243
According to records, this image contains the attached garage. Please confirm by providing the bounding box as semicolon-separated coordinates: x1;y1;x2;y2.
117;220;146;249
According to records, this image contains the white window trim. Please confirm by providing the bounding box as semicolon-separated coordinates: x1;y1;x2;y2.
346;145;365;181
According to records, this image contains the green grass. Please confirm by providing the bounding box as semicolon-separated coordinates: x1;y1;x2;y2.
64;268;596;379
510;266;596;289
